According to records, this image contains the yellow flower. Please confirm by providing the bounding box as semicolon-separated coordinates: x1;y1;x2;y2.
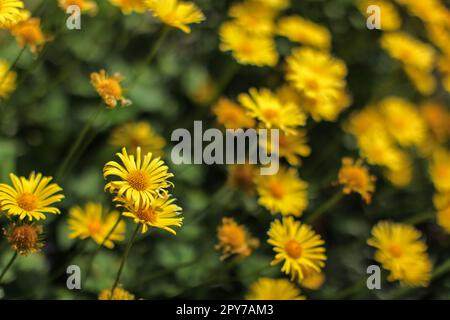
145;0;205;34
58;0;97;15
109;0;146;14
268;217;326;281
380;32;435;72
0;0;24;29
5;223;43;256
246;278;305;300
212;98;256;129
253;0;290;11
10;16;49;54
227;164;257;195
68;202;126;249
383;153;413;187
110;121;166;158
357;0;401;31
338;158;376;204
215;217;259;260
238;88;306;135
395;0;448;25
437;206;450;234
404;65;436;96
429;149;450;192
122;195;183;234
277;15;331;49
368;221;432;287
256;167;308;217
103;147;174;208
0;59;17;99
434;191;450;234
421;101;450;144
90;70;131;108
98;287;135;300
0;172;64;221
219;21;279;67
229;0;277;36
357;131;404;170
299;270;325;290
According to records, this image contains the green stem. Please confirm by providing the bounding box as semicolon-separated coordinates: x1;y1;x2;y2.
306;192;344;223
203;60;240;107
0;251;18;284
109;224;140;298
333;279;367;300
55;105;103;180
404;211;435;225
85;214;123;282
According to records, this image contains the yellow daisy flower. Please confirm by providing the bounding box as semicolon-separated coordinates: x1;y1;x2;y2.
429;148;450;192
0;172;64;221
212;98;256;129
228;0;277;36
144;0;205;34
421;101;450;144
256;167;308;217
109;0;146;14
58;0;98;15
90;69;131;108
103;147;174;208
253;0;290;11
227;164;257;195
122;195;183;234
367;221;432;287
338;158;376;204
299;269;325;290
277;129;311;166
357;0;401;31
98;287;135;300
10;16;49;54
68;202;126;249
246;278;305;300
5;223;43;256
277;15;331;49
219;21;279;67
238;88;306;135
437;205;450;234
404;65;436;96
0;59;17;99
109;121;166;158
215;217;259;260
268;217;326;280
0;0;24;29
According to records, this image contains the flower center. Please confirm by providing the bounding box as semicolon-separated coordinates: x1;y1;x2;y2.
88;221;102;235
127;170;150;191
136;208;158;223
20;25;43;44
263;108;279;121
100;79;122;98
17;193;39;211
269;181;285;199
8;225;39;253
388;244;403;258
341;168;368;189
223;225;246;249
285;240;302;259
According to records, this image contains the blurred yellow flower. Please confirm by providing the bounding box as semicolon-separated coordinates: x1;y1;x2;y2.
434;191;450;234
219;21;279;67
383;153;413;188
122;195;183;234
68;202;126;249
238;88;305;135
338;158;376;204
104;147;174;208
429;149;450;192
381;32;435;72
212;98;256;129
229;0;276;36
90;69;131;108
421;101;450;144
145;0;205;33
358;0;401;31
0;59;17;99
0;0;24;29
227;164;257;195
256;167;308;217
5;223;43;256
404;65;436;96
379;97;426;147
395;0;449;25
10;16;49;54
246;278;305;300
299;270;325;290
98;287;135;300
368;221;431;287
59;0;97;15
110;121;166;158
277;15;331;49
0;172;64;221
215;217;259;260
110;0;146;14
437;206;450;234
253;0;290;11
268;217;326;281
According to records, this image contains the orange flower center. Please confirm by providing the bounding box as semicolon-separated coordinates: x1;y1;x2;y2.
127;170;150;191
340;167;368;189
285;240;302;259
136;207;158;223
18;24;44;45
99;79;122;98
17;193;39;211
88;221;102;235
269;181;285;199
8;224;40;254
262;108;279;121
221;225;246;249
388;244;403;258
